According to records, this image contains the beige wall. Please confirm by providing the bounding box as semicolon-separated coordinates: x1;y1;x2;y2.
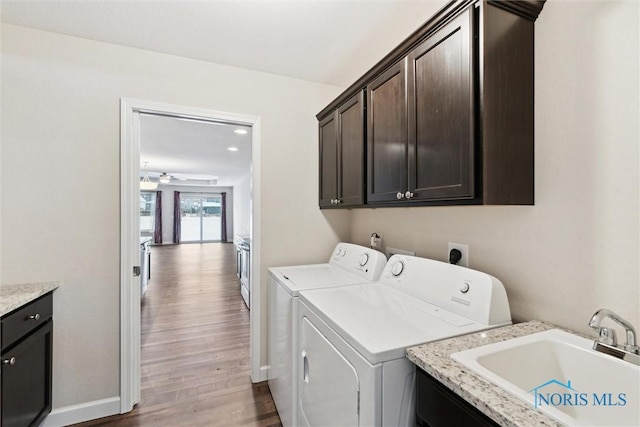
0;23;350;408
349;0;639;335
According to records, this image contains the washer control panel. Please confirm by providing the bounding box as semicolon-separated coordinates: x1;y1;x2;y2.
379;254;511;326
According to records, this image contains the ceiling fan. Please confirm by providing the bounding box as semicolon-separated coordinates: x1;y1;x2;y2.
158;172;172;184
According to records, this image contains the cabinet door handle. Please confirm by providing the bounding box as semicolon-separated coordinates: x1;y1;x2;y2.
2;357;16;365
27;313;41;321
396;192;405;200
405;191;414;199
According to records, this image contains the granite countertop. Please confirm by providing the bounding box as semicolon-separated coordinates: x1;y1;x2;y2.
407;320;566;427
0;282;59;317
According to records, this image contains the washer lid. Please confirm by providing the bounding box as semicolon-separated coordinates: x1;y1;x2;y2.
299;283;506;365
270;264;370;296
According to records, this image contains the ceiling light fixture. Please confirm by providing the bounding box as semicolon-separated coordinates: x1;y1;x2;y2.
140;162;158;190
227;146;239;152
234;129;248;135
159;172;171;184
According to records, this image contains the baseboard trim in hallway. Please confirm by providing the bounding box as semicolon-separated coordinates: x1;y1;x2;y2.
73;243;281;427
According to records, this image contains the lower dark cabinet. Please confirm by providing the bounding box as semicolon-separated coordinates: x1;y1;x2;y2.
416;368;498;427
1;294;53;427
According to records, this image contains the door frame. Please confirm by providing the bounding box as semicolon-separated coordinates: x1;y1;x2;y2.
119;98;263;413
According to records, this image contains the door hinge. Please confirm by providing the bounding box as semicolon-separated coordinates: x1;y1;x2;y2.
133;266;141;277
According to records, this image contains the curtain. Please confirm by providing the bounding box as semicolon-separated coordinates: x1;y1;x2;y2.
173;191;181;244
153;191;163;244
221;192;227;242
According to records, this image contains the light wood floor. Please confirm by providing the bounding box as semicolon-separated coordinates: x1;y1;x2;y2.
75;243;281;427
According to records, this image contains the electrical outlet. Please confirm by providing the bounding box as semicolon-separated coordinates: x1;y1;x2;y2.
448;242;469;267
386;247;415;258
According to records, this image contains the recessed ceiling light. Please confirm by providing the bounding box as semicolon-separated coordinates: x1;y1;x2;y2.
234;129;248;135
227;146;239;152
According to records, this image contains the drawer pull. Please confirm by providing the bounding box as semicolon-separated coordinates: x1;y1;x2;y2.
27;314;41;321
2;357;16;365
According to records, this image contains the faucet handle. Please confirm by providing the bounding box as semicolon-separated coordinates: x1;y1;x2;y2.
597;327;617;346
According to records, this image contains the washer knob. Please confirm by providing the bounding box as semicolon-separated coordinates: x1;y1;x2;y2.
391;261;404;276
359;253;369;266
460;282;470;293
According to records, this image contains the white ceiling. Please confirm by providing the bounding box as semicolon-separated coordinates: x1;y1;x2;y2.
0;0;446;87
1;0;446;187
139;114;252;187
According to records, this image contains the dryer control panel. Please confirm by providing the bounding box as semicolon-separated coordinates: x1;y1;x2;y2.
329;243;387;282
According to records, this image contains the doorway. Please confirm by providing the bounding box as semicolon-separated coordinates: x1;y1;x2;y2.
120;98;263;413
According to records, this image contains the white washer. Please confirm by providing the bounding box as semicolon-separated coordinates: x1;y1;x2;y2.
297;255;512;427
268;242;387;427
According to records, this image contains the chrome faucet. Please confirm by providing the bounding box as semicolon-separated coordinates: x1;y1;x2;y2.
589;308;640;366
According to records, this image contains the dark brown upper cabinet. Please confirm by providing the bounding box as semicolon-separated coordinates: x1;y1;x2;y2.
367;59;408;203
319;113;338;207
318;0;545;208
319;91;364;208
407;9;474;202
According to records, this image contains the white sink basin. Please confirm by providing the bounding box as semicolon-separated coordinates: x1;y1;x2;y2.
451;329;640;426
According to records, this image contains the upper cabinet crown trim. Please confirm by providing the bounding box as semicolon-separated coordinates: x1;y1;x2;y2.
487;0;546;21
316;0;545;120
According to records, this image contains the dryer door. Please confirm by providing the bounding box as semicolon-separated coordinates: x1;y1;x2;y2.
299;316;359;427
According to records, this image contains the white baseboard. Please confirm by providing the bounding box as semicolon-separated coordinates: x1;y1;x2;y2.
41;397;121;427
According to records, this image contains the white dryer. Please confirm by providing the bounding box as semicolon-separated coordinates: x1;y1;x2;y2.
268;242;387;427
297;255;512;427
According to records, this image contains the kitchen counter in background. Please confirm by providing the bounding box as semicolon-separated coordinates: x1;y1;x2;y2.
0;281;59;317
407;320;564;427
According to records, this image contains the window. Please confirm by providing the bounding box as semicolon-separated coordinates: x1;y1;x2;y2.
140;192;156;233
179;193;222;242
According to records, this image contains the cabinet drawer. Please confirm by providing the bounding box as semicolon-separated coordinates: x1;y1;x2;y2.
1;293;53;351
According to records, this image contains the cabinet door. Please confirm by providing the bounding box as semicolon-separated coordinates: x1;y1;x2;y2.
337;91;364;206
408;8;475;201
1;321;52;427
416;368;499;427
367;58;408;203
318;113;338;207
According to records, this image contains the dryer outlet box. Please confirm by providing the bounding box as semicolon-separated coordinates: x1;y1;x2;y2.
386;247;415;258
448;242;469;267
